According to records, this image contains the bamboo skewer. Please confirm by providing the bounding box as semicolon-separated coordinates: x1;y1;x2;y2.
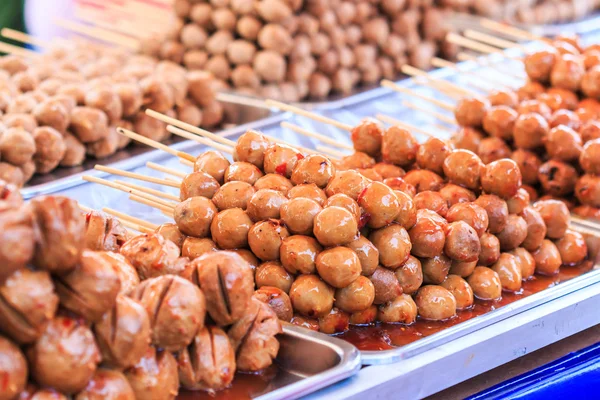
411;77;463;100
401;101;457;125
430;58;500;92
315;145;349;158
401;65;480;96
265;100;353;132
0;41;39;58
166;125;234;154
446;33;521;62
464;29;524;50
54;18;140;50
375;114;438;138
1;28;49;48
180;159;194;167
146;109;237;147
456;52;525;82
129;194;174;215
215;92;271;109
281;122;354;151
115;180;180;202
146;162;187;178
117;128;196;162
94;165;181;188
381;80;455;111
479;18;551;44
570;215;600;230
117;219;154;234
83;175;177;208
569;224;600;239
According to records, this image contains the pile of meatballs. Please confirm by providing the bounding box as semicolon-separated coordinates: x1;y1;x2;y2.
120;122;590;334
144;0;460;101
0;37;221;188
448;33;600;220
444;0;599;25
0;181;281;399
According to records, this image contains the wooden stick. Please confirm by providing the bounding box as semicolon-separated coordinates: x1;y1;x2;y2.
402;65;479;96
315;145;346;158
101;207;158;230
401;101;458;125
265;99;353;132
180;158;194;167
1;28;49;48
446;32;520;61
411;77;463;100
94;165;181;188
129;194;174;215
381;80;455;111
456;52;525;82
117;127;195;162
166;125;234;154
115;180;180;202
569;224;600;239
281;122;354;150
118;219;154;234
570;215;600;230
430;58;497;92
146;109;236;147
146;162;187;178
215;92;270;109
375;114;438;138
0;41;39;58
479;18;551;44
463;29;524;50
83;174;178;208
54;18;140;50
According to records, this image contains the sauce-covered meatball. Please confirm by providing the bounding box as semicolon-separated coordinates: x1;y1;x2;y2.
415;285;457;321
467;267;502;301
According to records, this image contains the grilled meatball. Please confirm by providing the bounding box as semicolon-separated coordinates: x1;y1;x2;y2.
415;285;457;321
467;267;502;300
545;125;582;162
533;239;562;275
255;261;294;293
263;143;303;178
70;107;109;143
313;206;358;247
370;224;411;269
441;275;474;310
325;169;370;200
335;276;375;313
125;347;178;400
233;129;270;168
550;54;584;91
120;233;180;279
451;127;483;153
0;127;35;166
513;112;549;149
416;137;452;175
247;189;288;221
345;236;379;276
351;118;384;157
408;209;446;258
316;247;361;288
289;274;334;318
248;219;289;261
369;266;403;305
155;223;186;249
381;126;419;166
403;169;445;193
444;221;480;262
280;235;321;275
491;253;522;292
254;173;294;194
377;294;418;324
555;229;588;266
488;88;519;108
538;160;578;197
533;199;570;239
224;161;264;185
181;237;217;259
443;149;483;191
291;154;335;188
60;132;86;167
212;181;255;211
454;97;490;128
483;105;517;140
194;151;230;184
575;174;600;208
414;191;448;217
174;196;218;237
74;369;135;400
32;126;66;173
255;286;293;322
580;139;600;175
524;49;557;82
509;247;536;280
357;181;400;228
511;149;542;186
0;208;34;283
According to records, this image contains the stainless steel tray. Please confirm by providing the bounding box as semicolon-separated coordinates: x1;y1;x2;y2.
254;324;361;400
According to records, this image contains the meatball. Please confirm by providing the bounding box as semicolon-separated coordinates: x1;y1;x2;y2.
439;184;477;207
533;239;563;275
291;154;335;188
182;237;217;259
351;118;384;157
550;54;584;91
287;183;328;206
416;137;452;175
496;214;528;251
408;209;446;258
511;149;542;185
443;149;483;190
325;169;370;200
248;219;289;261
224;161;264;185
339;151;376;170
421;254;452;285
488;88;519;108
454;97;490;128
125;348;178;400
246;189;288;221
233;130;270;167
575;174;600;208
280;235;322;275
372;162;405;179
580;139;600;175
555;229;588;266
263;143;302;178
174;196;217;237
31;126;66;173
415;285;457;321
521;206;547;251
403;170;445;193
254;173;294;194
335;276;375;313
212;181;255;211
345;236;379;276
289;274;334;318
524;49;557;82
255;261;294;293
316;247;361;288
194;150;230;184
210;208;252;249
377;294;418;324
545;125;582;162
369;266;403;305
33;98;70;133
538;160;578;197
467;267;502;300
74;369;135;400
478;137;512;165
491;253;522;292
414;191;448;217
510;247;536;280
357;181;400;228
483;105;517;140
0;127;35;165
394;256;423;294
451;127;483;153
255;286;293;322
381;126;419;167
533;199;570;239
481;159;522;200
0;337;27;400
477;232;500;266
513;113;549;150
446;202;488;237
313;206;358;247
441;275;474;310
370;225;411;269
445;221;481;262
70;107;109;143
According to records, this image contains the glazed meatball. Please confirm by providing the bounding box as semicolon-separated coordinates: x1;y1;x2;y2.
511;149;542;186
443;149;483;191
234;130;271;168
335;276;375;313
324;193;361;222
263;143;303;178
524;49;557;82
247;189;288;221
255;286;293;322
369;266;403;305
291;154;335;188
392;190;417;230
451;127;483;153
394;256;423;294
478;137;512;165
580;139;600;175
467;267;502;300
532;239;563;275
357;181;400;228
313;206;358;247
289;274;334;318
421;254;452;285
338;151;376;170
518;100;552;121
74;369;135;400
370;225;411;269
0;337;27;400
533;199;570;239
210;208;252;249
287;183;328;206
513;113;549;150
280;235;322;275
316;247;361;288
439;184;476;207
280;197;321;235
372;162;405;179
415;285;457;321
414;191;448;217
441;275;474;310
224;161;264;185
549;109;582;131
555;229;588;266
481;159;522;200
488;88;519;108
408;209;446;258
454;97;490;128
506;188;530;215
194;150;230;184
545;125;582;162
325;169;370;200
212;181;255;211
70;107;109;143
446;202;488;237
125;348;178;400
491;253;522;292
520;206;547;251
581;121;600;143
416;137;452;175
174;196;218;237
495;214;528;251
550;54;584;91
0;127;35;165
381;126;419;167
318;307;350;334
248;219;289;261
377;294;418;324
351;118;384;157
575;174;600;208
403;170;445;193
255;261;294;293
538;160;578;197
181;237;217;259
483;105;517;140
445;221;481;262
510;247;536;280
345;236;379;276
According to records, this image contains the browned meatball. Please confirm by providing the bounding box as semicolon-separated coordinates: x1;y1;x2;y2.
483;105;517;140
491;253;522;292
506;188;530;215
357;181;400;228
520;206;547;251
211;208;252;249
180;171;220;201
421;254;452;285
248;219;289;261
580;139;600;175
372;162;405;179
415;285;457;321
255;286;293;322
393;255;422;294
291;154;335;188
416;137;452;175
511;149;542;186
289;274;334;318
140;76;174;113
533;239;562;275
174;196;217;237
224;161;264;185
70;106;109;143
467;267;502;300
549;109;582;131
403;169;445;193
385;178;416;198
263;143;303;178
255;261;294;293
513;113;549;149
443;149;483;190
316;247;361;288
194;150;230;184
545;125;582;162
381;126;419;167
125;347;178;400
338;152;376;170
325;169;370;200
409;209;446;258
212;181;255;211
533;199;570;239
495;214;528;251
525;49;557;82
550;54;585;91
481;159;522;200
316;307;349;334
488;88;519;108
414;191;448;217
369;224;411;269
538;160;578;197
0;336;27;400
575;174;600;208
478;137;512;165
581;120;600;143
280;235;322;275
254;173;294;194
33;98;70;133
28;317;100;394
510;247;536;280
74;369;135;400
445;221;481;262
313;206;358;246
234;129;270;168
60;132;86;167
291;314;320;330
439;184;476;207
451;127;483;153
247;189;288;221
287;183;327;206
116;83;143;118
518;100;552;121
441;275;474;310
369;266;403;305
377;294;418;324
349;305;378;326
335;275;375;313
343;236;378;276
555;229;588;266
454;97;490;127
0;127;35;165
446;202;488;237
351;118;384;157
4;113;38;132
181;237;217;259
